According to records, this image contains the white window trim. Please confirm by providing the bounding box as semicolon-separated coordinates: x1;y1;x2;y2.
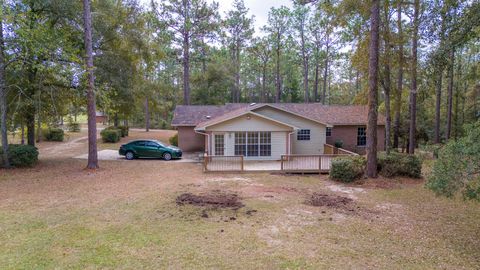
234;132;271;157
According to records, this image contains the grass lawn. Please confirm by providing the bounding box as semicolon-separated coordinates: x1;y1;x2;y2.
0;130;479;269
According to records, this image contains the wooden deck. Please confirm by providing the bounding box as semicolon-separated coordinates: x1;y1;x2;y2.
204;144;358;173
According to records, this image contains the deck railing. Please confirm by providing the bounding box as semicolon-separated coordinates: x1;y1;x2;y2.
204;155;244;172
280;154;346;173
324;144;359;156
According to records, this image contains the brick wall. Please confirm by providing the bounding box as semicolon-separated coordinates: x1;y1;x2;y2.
177;126;205;152
326;125;385;155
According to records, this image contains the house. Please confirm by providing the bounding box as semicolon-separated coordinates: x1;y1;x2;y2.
95;111;107;124
171;103;385;159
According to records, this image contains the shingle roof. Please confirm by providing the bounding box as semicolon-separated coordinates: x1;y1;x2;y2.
171;103;385;127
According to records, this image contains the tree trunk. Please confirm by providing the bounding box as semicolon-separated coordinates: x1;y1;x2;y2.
145;97;150;132
301;29;308;103
83;0;98;169
21;123;25;145
434;14;446;144
408;0;419;155
366;0;380;178
183;31;190;105
446;49;455;140
0;12;9;168
261;65;267;103
393;1;403;149
434;70;443;143
275;40;281;103
314;61;319;102
322;43;329;105
383;3;392;154
235;42;241;102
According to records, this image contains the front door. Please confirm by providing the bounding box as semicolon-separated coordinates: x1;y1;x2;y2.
214;134;225;156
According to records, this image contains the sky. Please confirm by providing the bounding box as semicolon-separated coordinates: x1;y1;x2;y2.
139;0;293;35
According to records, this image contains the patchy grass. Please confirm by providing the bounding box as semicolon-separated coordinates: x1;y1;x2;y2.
0;130;479;269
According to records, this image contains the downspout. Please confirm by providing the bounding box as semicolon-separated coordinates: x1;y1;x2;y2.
194;129;210;156
287;130;295;155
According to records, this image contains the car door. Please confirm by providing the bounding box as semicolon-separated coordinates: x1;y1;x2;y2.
133;141;148;157
145;141;163;158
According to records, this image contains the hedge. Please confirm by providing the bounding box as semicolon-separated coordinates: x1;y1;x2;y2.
169;134;178;146
67;122;81;132
377;151;422;178
0;144;39;167
100;128;121;143
44;128;64;141
330;156;366;183
117;125;129;137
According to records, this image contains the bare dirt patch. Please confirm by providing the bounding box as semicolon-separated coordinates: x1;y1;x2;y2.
176;191;244;209
306;192;353;209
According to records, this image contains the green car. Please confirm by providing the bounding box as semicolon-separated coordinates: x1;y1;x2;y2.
119;140;182;161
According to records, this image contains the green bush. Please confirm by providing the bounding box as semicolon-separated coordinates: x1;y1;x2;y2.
117;125;129;137
334;140;343;148
0;144;39;167
330;156;366;183
169;134;178;146
100;128;121;143
67;122;80;132
377;152;422;178
44;128;64;142
427;121;480;201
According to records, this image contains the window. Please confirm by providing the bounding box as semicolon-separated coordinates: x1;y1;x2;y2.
259;132;271;156
357;127;366;146
214;134;224;156
326;127;332;137
297;129;310;140
135;141;146;146
234;132;271;157
146;141;159;147
234;132;246;156
247;132;259;156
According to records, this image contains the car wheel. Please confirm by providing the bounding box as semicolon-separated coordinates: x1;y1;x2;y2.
125;151;135;160
163;152;172;161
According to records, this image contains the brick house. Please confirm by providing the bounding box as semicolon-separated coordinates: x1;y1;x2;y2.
171;103;385;159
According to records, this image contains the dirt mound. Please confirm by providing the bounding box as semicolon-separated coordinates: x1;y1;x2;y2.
176;191;244;209
306;193;353;208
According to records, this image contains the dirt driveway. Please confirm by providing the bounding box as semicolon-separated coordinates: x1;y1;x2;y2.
1;129;479;269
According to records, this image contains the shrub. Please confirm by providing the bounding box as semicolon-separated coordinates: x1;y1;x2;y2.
169;133;178;146
117;125;129;137
330;156;366;183
427;121;480;201
100;128;121;143
67;122;80;132
44;128;64;141
377;152;422;178
0;144;39;167
334;140;343;148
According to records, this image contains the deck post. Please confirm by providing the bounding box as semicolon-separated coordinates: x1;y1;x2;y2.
204;155;208;172
319;155;322;173
241;156;244;171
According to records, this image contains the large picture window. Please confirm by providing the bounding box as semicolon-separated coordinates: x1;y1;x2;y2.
357;127;366;146
234;132;271;157
297;129;310;140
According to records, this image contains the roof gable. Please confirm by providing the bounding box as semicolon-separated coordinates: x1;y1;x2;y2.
195;110;297;131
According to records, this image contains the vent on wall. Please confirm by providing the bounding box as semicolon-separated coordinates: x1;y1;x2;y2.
206;115;211;119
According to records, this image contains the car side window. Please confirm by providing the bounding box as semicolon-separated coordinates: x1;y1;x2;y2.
146;142;159;147
136;141;146;146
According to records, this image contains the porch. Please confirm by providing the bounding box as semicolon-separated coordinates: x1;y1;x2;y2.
203;144;358;173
